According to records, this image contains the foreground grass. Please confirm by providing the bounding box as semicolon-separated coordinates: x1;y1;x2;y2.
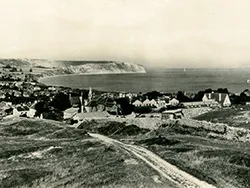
194;106;250;129
130;124;250;188
0;119;171;188
78;119;250;188
1;118;250;188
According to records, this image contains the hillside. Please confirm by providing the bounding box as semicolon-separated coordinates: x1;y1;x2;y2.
0;59;146;76
0;118;176;188
1;118;250;187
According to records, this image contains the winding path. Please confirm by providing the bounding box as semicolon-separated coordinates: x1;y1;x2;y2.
89;133;217;188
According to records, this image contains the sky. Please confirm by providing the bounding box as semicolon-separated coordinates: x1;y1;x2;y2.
1;0;250;68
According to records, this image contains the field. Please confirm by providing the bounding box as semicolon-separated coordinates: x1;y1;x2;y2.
1;118;250;187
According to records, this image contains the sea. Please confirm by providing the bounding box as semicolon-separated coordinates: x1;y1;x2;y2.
39;68;250;94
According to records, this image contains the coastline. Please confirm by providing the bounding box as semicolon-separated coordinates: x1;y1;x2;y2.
38;71;146;83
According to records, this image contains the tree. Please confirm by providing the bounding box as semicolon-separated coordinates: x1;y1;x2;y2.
116;98;134;115
134;106;152;114
193;91;206;101
34;101;47;116
177;91;191;102
143;91;162;100
29;68;33;72
50;92;71;111
216;88;229;94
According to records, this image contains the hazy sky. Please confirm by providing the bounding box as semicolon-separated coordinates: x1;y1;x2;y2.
1;0;250;68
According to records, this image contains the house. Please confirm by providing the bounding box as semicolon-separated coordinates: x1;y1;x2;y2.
84;98;100;113
243;89;250;97
202;93;231;107
0;93;6;99
182;101;219;108
156;99;167;108
0;102;13;117
70;96;81;108
63;107;79;119
169;98;179;106
142;99;151;106
142;99;158;107
13;91;22;97
150;99;158;107
27;108;36;118
34;86;41;91
133;100;142;107
12;105;36;118
105;102;119;114
162;109;184;120
119;93;126;98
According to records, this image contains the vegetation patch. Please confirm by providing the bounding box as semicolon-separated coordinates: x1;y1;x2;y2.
0;120;63;137
158;123;210;137
0;169;52;188
136;136;181;146
46;127;89;139
78;120;150;136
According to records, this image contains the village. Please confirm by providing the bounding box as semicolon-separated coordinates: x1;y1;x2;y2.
2;64;250;127
2;63;250;128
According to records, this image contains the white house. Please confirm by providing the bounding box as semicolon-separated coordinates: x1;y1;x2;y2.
132;100;143;107
162;109;184;120
169;98;179;106
156;99;167;108
150;99;158;107
202;93;231;107
12;105;36;118
142;99;151;106
27;108;36;118
63;107;79;119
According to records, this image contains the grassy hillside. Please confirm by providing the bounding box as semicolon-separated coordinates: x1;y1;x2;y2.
1;118;250;188
0;119;171;188
76;119;250;188
194;106;250;129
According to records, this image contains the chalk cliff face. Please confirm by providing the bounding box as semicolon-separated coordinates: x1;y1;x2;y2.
43;61;146;76
0;59;146;76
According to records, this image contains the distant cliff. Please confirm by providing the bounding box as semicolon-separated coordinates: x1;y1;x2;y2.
0;59;146;76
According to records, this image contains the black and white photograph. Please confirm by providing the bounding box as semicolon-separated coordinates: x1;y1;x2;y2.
1;0;250;187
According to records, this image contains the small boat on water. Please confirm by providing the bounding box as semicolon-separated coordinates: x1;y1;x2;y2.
247;79;250;83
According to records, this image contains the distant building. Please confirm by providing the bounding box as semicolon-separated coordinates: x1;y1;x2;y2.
182;101;219;108
133;99;167;108
156;99;167;108
161;109;184;120
202;93;231;107
133;100;143;107
63;107;79;119
70;96;81;108
12;105;36;118
169;98;179;106
142;99;157;107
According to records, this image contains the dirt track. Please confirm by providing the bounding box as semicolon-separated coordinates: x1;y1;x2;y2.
89;133;217;188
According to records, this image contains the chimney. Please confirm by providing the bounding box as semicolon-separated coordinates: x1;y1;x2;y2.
69;93;72;105
219;93;222;102
79;96;83;113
